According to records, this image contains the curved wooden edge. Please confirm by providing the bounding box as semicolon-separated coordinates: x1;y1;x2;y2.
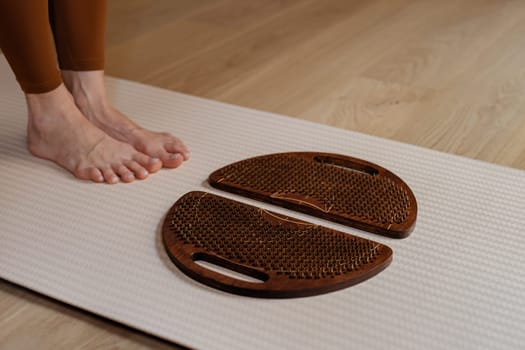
208;152;418;239
164;246;393;298
162;191;394;298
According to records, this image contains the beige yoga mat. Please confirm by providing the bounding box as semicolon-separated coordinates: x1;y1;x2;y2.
1;55;524;349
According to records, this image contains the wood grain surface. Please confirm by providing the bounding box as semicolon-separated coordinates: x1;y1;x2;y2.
2;0;525;348
163;191;393;298
209;152;417;238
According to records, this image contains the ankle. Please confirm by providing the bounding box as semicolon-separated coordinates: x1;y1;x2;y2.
26;84;76;121
61;70;109;110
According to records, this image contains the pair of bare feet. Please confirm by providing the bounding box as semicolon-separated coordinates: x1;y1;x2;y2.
26;70;189;184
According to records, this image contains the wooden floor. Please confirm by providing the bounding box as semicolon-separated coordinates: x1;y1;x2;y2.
2;0;525;348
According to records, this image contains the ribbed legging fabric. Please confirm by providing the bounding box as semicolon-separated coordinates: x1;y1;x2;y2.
0;0;107;93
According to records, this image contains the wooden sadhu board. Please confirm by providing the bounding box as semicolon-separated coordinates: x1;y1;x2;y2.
162;191;393;298
209;152;417;238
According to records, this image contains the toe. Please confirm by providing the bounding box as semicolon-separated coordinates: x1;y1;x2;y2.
133;153;161;173
90;168;105;183
74;166;104;183
165;141;190;160
124;160;149;180
160;151;184;168
102;168;119;184
114;164;135;183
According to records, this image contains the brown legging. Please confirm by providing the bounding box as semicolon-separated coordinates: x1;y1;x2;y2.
0;0;107;93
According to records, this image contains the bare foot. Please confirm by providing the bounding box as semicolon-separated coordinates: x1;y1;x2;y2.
26;84;162;184
62;70;190;169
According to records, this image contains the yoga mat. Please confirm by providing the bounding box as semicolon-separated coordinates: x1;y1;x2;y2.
1;55;524;349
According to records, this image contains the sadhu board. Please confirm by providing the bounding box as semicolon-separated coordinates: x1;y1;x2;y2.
162;191;393;298
209;152;417;238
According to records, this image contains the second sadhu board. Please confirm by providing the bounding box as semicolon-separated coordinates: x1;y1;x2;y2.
209;152;417;238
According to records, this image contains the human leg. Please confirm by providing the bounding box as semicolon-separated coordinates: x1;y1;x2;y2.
50;0;190;168
0;0;61;93
0;0;161;183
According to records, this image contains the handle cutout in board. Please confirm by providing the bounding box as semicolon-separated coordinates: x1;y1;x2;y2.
313;155;379;176
193;252;268;284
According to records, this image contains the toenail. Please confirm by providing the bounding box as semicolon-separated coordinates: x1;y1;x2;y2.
150;157;160;164
125;173;134;180
111;176;119;183
170;153;181;160
97;176;104;182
